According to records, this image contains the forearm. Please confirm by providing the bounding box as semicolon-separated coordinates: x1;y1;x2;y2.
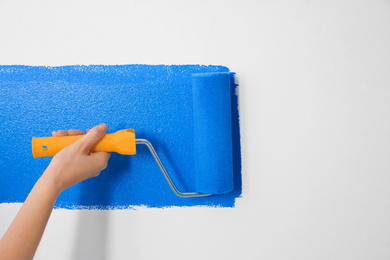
0;169;61;260
0;124;110;259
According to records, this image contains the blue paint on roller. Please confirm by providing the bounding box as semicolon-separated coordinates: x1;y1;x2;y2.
0;65;241;209
193;73;233;194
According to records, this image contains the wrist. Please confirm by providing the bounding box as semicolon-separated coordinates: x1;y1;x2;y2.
40;168;64;197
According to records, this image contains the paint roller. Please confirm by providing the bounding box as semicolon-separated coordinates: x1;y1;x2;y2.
32;72;234;197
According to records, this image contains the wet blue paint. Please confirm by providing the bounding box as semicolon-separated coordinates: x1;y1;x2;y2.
193;72;234;194
0;65;241;209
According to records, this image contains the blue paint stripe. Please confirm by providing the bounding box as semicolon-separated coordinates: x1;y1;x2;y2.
0;65;241;209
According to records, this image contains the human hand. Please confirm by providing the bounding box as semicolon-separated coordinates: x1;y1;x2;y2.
43;123;111;193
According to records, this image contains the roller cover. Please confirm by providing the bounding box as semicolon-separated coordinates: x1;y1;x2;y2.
193;72;234;194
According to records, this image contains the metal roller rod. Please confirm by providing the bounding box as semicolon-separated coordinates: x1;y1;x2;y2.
136;139;211;198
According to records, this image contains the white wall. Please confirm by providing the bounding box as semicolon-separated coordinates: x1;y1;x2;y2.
1;0;390;259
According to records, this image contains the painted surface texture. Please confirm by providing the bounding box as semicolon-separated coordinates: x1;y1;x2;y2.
0;65;241;209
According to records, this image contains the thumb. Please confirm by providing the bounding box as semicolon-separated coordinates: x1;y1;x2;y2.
78;124;108;153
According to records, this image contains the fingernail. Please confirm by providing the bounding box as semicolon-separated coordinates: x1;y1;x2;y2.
98;123;107;129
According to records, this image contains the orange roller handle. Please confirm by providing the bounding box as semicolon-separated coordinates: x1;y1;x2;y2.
32;129;136;158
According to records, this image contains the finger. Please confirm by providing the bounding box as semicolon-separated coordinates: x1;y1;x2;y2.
77;124;108;153
86;129;90;133
87;152;111;177
68;129;85;136
92;171;101;177
90;152;111;171
54;130;69;137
